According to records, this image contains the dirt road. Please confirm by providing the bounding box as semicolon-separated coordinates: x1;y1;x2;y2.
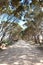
0;40;43;65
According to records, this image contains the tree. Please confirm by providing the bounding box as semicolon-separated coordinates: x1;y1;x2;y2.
0;0;43;47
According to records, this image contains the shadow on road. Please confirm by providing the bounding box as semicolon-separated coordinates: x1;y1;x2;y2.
0;40;43;65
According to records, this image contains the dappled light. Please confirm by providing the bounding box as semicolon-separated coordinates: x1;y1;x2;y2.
33;63;43;65
0;40;43;65
0;0;43;65
40;60;43;63
13;61;20;65
0;63;8;65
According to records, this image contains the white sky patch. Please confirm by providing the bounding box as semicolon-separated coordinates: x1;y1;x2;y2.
18;20;27;30
0;13;9;23
40;7;43;12
28;0;32;4
41;7;43;12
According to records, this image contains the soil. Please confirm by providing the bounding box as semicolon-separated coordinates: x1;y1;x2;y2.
0;40;43;65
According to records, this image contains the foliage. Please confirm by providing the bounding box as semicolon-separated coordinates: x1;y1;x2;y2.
0;0;43;46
